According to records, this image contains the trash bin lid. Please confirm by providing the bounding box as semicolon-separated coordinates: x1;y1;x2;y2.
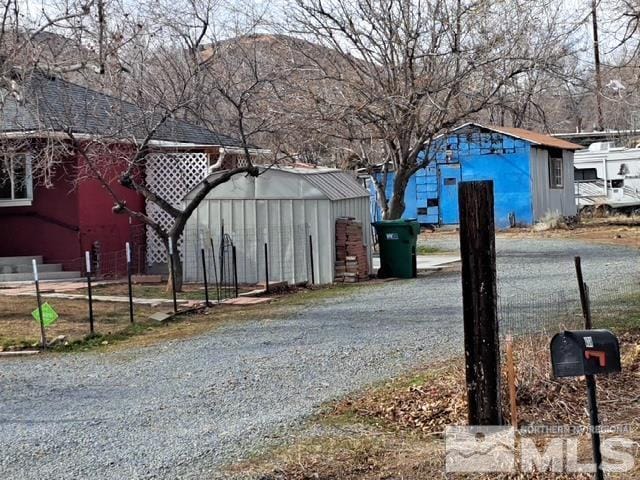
372;218;418;227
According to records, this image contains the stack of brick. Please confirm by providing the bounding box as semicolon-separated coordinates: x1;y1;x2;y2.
335;217;369;282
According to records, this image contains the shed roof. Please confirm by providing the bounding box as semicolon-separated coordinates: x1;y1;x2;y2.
449;123;583;151
188;165;369;201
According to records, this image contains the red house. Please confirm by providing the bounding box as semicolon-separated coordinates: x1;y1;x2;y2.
0;71;251;281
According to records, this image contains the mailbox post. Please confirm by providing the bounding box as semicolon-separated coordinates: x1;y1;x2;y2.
550;329;621;480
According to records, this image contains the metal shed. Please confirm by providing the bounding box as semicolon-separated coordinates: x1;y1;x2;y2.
182;166;372;285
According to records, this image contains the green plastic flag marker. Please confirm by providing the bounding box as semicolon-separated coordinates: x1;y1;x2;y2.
31;302;59;327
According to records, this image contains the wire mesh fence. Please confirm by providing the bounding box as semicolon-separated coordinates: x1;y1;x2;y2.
183;223;312;287
498;272;640;339
47;243;147;280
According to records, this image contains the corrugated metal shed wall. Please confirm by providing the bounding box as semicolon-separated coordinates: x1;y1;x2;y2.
182;168;371;285
530;147;577;219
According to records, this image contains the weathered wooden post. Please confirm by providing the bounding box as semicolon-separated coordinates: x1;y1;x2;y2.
458;180;502;425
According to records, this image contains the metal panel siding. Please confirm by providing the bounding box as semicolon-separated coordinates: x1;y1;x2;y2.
530;147;577;221
301;170;370;200
183;169;372;285
184;197;326;284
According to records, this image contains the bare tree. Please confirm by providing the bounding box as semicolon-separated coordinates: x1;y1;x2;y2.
1;0;274;290
285;0;577;219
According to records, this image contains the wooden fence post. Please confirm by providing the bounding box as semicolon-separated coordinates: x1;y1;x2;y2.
458;180;502;425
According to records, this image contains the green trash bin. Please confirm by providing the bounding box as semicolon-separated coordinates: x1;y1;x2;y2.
372;219;421;278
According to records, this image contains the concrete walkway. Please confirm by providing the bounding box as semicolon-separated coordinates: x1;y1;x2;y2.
372;254;461;272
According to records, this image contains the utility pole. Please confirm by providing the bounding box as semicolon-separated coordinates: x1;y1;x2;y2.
592;0;604;131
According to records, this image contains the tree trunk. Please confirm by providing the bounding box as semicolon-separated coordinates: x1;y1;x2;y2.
166;240;184;293
385;170;411;220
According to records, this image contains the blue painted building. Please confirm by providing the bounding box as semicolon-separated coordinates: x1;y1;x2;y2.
371;123;582;228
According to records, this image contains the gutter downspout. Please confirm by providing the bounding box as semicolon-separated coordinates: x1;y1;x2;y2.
209;148;226;171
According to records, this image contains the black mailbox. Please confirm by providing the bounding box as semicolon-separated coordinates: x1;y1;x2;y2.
550;329;621;378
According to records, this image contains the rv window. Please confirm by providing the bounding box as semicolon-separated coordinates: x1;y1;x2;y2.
574;168;598;181
549;157;563;189
608;179;624;188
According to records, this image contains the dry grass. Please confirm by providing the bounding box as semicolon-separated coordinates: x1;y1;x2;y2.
0;294;157;349
0;281;373;352
233;333;640;480
533;211;568;232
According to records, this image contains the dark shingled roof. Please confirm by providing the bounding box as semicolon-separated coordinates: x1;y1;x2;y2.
0;71;244;147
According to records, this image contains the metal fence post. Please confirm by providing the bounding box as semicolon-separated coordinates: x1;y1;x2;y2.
575;256;604;480
201;247;210;305
210;238;220;303
232;245;239;298
85;251;95;334
264;242;269;293
32;260;47;350
126;242;134;323
309;235;315;285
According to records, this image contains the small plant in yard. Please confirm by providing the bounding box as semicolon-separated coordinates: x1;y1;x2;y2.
415;245;447;255
533;211;568;232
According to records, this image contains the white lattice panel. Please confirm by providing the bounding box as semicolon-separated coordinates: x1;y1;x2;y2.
145;152;209;265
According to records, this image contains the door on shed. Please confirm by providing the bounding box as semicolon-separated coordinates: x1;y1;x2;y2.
439;164;462;225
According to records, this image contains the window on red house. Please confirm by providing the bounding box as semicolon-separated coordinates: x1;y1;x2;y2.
0;154;33;205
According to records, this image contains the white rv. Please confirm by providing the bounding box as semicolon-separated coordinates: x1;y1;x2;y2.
574;142;640;214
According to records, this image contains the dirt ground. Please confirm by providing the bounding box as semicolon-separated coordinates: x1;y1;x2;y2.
233;331;640;480
231;286;640;480
502;219;640;250
418;217;640;250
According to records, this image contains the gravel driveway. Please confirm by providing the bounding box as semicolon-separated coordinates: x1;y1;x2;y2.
1;237;638;479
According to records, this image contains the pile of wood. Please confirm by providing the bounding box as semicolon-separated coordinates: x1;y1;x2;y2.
335;217;369;282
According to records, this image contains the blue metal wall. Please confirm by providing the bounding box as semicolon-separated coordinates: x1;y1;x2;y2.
370;129;535;228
